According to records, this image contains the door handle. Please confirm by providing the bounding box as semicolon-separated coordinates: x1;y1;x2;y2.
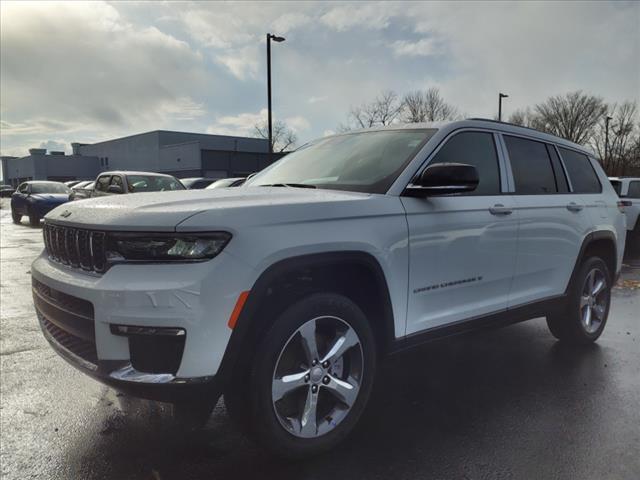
489;204;513;215
566;202;584;212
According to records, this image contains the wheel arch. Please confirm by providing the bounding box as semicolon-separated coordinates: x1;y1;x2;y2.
566;230;618;294
217;251;395;387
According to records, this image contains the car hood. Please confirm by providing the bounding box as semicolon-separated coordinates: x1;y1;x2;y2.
32;193;70;202
44;187;374;231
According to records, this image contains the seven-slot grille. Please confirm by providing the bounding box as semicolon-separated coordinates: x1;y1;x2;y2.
43;223;106;273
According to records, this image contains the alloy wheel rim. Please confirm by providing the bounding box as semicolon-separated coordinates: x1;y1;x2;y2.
271;316;363;439
580;268;608;334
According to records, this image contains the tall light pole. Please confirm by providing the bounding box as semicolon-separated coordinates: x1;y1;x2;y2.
498;93;509;122
605;115;613;167
266;33;285;159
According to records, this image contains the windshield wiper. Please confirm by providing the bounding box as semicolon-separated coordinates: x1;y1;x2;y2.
259;183;317;189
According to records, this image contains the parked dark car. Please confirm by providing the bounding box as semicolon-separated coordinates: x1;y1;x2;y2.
11;181;71;226
0;184;15;197
205;177;246;189
180;177;219;189
92;171;185;197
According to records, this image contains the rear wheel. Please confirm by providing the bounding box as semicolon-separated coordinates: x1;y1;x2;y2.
11;210;21;224
547;257;611;344
246;293;376;458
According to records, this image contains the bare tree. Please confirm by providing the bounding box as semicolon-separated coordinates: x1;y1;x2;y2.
533;91;607;145
591;101;640;175
507;108;541;128
340;91;403;131
401;88;458;123
253;120;297;152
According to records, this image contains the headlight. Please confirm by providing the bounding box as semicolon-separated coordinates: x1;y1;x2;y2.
105;232;231;263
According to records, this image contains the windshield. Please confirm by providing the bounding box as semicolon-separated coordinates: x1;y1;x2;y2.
246;129;436;193
30;183;71;194
125;175;185;193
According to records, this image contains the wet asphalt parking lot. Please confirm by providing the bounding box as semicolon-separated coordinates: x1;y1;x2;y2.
1;197;639;480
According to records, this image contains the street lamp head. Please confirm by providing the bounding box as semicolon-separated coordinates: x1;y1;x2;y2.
499;93;509;99
269;34;286;42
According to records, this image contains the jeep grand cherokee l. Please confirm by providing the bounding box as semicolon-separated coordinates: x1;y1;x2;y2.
31;119;626;457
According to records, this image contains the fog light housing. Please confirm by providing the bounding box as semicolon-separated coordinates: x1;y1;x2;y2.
111;325;186;375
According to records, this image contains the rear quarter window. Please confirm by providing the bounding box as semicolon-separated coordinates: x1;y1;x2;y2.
557;147;601;193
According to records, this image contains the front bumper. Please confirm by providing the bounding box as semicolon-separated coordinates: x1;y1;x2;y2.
31;250;255;402
38;308;220;402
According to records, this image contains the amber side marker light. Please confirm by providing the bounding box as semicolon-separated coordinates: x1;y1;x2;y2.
228;291;250;329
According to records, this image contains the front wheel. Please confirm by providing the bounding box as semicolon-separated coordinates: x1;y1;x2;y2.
11;210;21;224
547;257;611;344
248;293;376;458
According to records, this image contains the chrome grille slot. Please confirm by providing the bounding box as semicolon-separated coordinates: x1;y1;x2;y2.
43;223;108;274
78;229;92;270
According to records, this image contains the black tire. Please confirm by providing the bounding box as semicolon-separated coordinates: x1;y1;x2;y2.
28;209;40;227
547;256;611;344
11;210;21;224
246;293;376;458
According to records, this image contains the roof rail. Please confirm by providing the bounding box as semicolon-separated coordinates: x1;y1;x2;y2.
466;117;555;136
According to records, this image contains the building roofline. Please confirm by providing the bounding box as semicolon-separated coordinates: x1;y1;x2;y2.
77;130;269;148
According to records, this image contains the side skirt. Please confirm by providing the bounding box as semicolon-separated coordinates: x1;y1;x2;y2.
389;295;567;355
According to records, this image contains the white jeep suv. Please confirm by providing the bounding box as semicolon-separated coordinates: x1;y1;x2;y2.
32;120;626;457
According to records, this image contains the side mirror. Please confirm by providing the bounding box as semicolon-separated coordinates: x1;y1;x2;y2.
405;163;479;197
107;185;123;194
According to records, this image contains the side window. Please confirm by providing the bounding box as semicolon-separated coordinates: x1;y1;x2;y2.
628;181;640;199
546;145;570;193
504;135;557;194
110;175;123;188
428;131;501;195
96;175;111;192
557;147;601;193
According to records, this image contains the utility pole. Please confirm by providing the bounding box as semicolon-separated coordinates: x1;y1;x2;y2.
605;115;613;168
498;93;509;122
266;33;285;160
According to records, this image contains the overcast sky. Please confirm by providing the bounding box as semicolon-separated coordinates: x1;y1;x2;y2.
1;0;638;159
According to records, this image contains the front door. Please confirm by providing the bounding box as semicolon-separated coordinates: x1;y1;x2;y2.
401;130;518;335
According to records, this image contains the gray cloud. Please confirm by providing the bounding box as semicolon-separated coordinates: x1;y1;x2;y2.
1;1;638;159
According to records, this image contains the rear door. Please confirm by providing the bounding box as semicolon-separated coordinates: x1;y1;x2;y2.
402;130;519;335
558;147;607;221
504;135;591;306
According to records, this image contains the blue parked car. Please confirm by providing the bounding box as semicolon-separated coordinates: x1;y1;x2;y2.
11;181;71;226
